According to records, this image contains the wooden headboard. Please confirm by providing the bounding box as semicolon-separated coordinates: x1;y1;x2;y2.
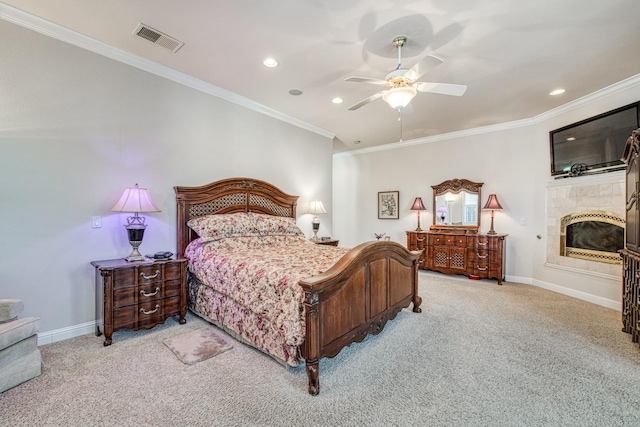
174;177;299;257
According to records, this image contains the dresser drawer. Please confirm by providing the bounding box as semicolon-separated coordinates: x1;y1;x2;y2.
471;249;490;262
112;296;181;330
138;265;163;284
113;283;164;307
476;236;503;250
407;232;427;249
452;236;467;247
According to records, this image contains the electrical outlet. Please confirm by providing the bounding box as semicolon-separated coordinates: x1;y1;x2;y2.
92;216;102;228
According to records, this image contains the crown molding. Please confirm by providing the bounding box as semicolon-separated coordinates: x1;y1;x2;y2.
0;3;335;141
334;118;535;157
335;73;640;157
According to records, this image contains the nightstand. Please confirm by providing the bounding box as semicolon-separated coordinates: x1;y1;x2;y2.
315;239;339;246
91;257;188;346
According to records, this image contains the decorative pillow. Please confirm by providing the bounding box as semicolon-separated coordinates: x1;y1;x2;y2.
0;299;24;323
187;212;303;241
252;213;304;237
187;213;258;240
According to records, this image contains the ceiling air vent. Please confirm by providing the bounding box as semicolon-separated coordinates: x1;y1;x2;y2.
133;23;184;53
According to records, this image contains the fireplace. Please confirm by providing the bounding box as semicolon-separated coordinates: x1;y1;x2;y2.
560;210;624;264
546;172;624;278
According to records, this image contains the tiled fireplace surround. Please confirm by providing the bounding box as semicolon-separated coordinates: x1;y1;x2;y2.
546;171;624;279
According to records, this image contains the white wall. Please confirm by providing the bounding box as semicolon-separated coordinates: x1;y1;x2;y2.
334;77;640;309
0;20;333;340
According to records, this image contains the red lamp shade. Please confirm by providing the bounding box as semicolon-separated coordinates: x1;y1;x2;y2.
482;194;503;211
482;194;503;234
410;197;427;211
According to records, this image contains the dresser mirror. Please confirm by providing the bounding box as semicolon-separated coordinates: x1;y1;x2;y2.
432;179;483;232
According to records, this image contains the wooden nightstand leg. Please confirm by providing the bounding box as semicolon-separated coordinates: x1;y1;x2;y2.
103;326;113;346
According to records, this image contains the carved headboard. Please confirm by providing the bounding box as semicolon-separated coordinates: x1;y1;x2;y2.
174;178;299;257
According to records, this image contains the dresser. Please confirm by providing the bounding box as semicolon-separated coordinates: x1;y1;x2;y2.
91;258;188;346
621;129;640;345
407;230;507;284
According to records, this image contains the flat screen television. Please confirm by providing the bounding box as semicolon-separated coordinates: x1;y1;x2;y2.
550;101;640;178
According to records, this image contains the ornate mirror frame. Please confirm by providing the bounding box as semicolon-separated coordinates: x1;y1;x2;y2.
431;179;483;232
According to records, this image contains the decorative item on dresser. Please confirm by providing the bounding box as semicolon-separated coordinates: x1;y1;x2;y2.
482;194;504;235
406;178;507;285
410;197;427;231
620;128;640;346
90;257;188;346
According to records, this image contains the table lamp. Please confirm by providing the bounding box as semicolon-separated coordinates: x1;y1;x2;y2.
111;184;161;261
410;197;427;231
482;194;503;235
306;200;327;242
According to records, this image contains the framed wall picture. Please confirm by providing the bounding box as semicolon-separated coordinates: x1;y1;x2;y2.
378;191;399;219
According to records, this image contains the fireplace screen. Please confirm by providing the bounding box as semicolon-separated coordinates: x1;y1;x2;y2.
560;210;624;264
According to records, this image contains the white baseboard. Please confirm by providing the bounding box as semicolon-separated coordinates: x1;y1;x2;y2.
38;320;96;346
37;272;621;346
530;278;620;310
420;271;620;311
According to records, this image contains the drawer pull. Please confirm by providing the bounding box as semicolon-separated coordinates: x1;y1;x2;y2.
416;237;425;242
476;253;488;259
140;304;160;315
477;266;488;271
140;270;160;280
140;287;160;297
478;242;488;246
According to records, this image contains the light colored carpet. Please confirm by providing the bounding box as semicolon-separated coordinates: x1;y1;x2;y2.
163;326;232;365
1;272;640;426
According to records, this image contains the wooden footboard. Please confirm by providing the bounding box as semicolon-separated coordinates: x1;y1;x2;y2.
299;240;422;395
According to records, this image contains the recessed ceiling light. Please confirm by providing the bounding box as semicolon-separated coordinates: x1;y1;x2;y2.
567;137;576;141
332;97;343;104
263;57;278;68
550;88;566;96
289;89;302;96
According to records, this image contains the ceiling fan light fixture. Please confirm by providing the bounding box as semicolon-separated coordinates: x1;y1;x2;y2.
382;86;417;110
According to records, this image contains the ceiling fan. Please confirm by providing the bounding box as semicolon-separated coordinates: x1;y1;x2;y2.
345;36;467;111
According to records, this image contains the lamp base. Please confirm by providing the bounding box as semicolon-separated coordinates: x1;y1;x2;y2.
125;243;146;262
311;219;320;242
487;217;497;235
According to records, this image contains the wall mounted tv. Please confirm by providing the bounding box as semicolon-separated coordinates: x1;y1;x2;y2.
550;101;640;178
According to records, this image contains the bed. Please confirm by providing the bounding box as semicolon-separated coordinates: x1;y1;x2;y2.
175;177;422;395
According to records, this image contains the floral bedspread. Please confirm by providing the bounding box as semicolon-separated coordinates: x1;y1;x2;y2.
185;234;349;364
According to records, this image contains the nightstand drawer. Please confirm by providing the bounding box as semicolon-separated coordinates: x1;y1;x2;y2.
138;265;163;284
113;284;163;307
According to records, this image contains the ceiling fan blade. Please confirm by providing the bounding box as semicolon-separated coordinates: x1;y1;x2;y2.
415;82;467;96
404;54;444;82
345;76;388;85
348;91;386;111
